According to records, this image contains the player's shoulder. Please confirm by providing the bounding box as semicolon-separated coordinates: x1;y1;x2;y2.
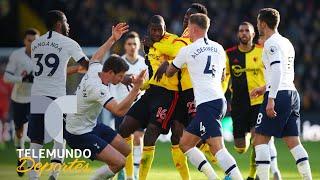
225;46;238;53
162;32;178;42
11;47;25;57
209;40;225;52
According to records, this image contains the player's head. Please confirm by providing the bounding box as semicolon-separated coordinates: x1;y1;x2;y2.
183;3;208;30
124;31;140;57
46;10;70;36
188;13;210;42
148;15;166;42
101;55;129;85
237;22;255;45
257;8;280;36
23;28;40;52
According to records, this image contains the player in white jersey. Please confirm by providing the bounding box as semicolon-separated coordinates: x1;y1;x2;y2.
65;55;146;180
4;28;40;177
250;8;312;180
109;31;147;180
27;9;129;180
165;13;242;180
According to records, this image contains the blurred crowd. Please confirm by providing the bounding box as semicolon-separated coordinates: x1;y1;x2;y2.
3;0;320;111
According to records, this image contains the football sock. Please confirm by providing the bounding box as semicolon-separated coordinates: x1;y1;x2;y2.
171;145;190;180
290;144;312;180
199;143;218;164
91;165;115;180
139;146;155;180
185;147;219;179
49;140;65;179
268;139;281;178
215;148;242;180
28;143;43;180
14;135;25;158
125;136;134;179
255;144;270;180
248;146;257;178
133;145;142;179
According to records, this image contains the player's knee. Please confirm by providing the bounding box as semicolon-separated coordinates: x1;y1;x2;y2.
178;136;192;153
109;156;126;173
118;116;137;138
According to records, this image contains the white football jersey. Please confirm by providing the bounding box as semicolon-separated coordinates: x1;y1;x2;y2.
4;47;33;103
173;37;226;106
66;63;114;135
31;31;88;98
263;33;296;98
109;54;147;101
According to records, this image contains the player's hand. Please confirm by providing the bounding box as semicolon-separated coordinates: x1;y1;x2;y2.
154;61;169;82
22;72;34;83
250;86;266;98
266;98;277;118
111;23;129;41
132;69;147;89
122;74;133;90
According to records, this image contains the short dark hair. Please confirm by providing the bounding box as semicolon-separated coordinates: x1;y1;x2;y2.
124;31;140;42
149;15;165;26
46;10;65;30
102;55;129;74
189;13;210;30
24;28;40;38
190;3;208;15
258;8;280;30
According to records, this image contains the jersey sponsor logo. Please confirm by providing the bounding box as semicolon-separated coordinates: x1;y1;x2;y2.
156;107;167;122
231;65;260;77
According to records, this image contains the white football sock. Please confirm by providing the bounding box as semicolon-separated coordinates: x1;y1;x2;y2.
133;145;142;166
255;144;270;180
290;144;312;180
91;165;115;180
49;140;66;179
268;139;281;177
215;148;242;180
185;147;219;179
28;143;43;180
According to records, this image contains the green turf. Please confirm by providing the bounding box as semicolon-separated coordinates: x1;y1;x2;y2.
0;140;319;179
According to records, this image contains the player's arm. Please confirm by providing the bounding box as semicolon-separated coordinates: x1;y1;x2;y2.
69;23;129;74
166;47;187;77
153;38;187;57
266;44;282;99
221;53;231;93
4;53;32;83
104;69;146;117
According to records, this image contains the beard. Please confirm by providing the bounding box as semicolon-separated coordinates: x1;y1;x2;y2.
62;26;68;36
239;37;249;45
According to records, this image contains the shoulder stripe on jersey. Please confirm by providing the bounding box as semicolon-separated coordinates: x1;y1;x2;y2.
226;46;237;53
103;97;114;107
47;31;52;39
172;39;188;45
270;61;280;66
172;62;180;70
5;71;14;75
204;38;208;45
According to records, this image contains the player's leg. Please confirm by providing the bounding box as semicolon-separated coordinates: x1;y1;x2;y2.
27;113;44;180
282;91;311;180
231;108;251;154
171;120;190;180
119;94;149;180
179;129;218;179
133;130;144;179
139;123;161;180
268;137;281;180
12;101;30;176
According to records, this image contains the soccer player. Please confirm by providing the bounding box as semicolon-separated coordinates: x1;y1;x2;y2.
119;15;180;180
166;13;243;180
110;31;147;180
251;8;312;180
3;28;40;176
28;9;128;180
222;22;281;179
65;54;146;180
152;4;218;179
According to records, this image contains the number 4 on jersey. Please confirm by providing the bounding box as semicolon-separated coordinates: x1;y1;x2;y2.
203;55;216;77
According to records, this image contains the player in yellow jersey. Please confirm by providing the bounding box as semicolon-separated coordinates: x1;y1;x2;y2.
152;4;218;179
119;15;180;180
222;22;281;180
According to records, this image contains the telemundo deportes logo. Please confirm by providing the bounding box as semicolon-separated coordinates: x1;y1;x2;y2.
16;95;92;174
